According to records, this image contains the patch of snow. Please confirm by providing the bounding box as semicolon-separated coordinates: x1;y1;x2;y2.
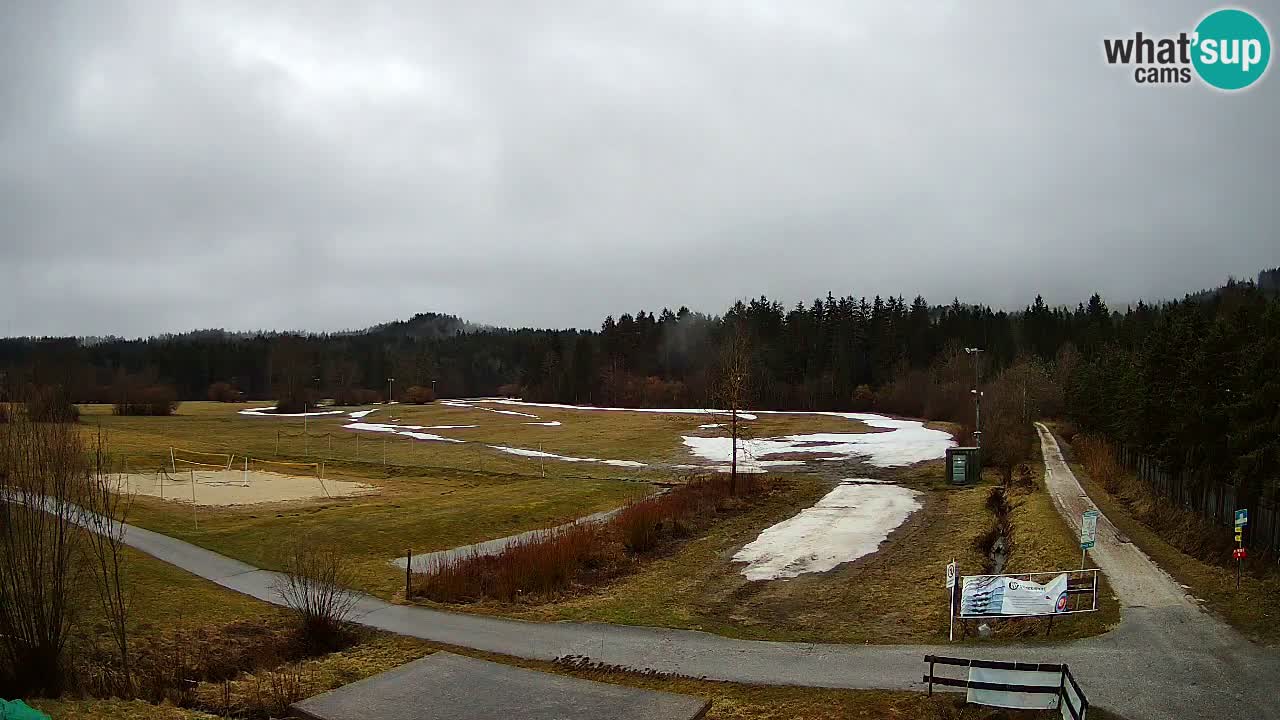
342;422;466;443
348;409;378;419
524;421;562;427
441;400;540;418
399;431;465;443
239;407;345;418
462;399;757;420
698;423;724;429
488;445;647;468
680;413;952;470
733;482;922;580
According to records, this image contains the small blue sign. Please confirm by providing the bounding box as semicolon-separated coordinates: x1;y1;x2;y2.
1235;508;1249;526
1081;540;1096;550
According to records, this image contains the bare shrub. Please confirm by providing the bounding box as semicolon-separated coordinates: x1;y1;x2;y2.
25;384;79;423
332;387;381;406
249;664;310;718
403;385;436;404
0;408;92;695
113;384;179;416
271;538;360;652
207;382;241;402
850;384;876;411
275;388;321;414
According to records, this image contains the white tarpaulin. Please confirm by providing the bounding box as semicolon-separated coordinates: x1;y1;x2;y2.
966;667;1062;710
960;573;1070;617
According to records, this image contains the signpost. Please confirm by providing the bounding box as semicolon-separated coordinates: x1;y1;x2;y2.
1079;510;1099;569
1234;509;1248;589
946;560;958;641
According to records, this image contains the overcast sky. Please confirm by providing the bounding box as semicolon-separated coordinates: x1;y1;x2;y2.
2;1;1276;337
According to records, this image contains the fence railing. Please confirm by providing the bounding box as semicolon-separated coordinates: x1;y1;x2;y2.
1115;444;1280;555
923;655;1088;719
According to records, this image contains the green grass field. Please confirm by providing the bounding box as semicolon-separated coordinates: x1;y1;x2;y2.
74;402;1114;641
78;401;885;598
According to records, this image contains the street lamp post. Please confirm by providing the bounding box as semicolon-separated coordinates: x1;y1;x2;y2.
387;377;394;404
964;347;984;447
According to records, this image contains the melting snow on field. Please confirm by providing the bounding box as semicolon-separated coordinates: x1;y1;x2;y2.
698;423;724;429
239;407;345;418
524;421;562;427
343;422;467;442
464;399;758;420
348;409;377;419
489;445;647;468
734;481;922;580
682;413;952;470
441;400;540;418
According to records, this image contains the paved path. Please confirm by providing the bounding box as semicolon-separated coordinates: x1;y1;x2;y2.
34;430;1280;720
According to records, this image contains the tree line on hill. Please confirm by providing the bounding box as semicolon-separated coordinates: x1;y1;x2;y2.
1;270;1276;495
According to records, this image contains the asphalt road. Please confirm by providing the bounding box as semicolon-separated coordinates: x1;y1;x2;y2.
44;429;1280;720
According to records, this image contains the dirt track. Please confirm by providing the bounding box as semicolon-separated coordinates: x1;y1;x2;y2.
1035;423;1193;609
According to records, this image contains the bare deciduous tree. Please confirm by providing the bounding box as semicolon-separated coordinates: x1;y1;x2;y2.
0;412;90;695
716;325;753;496
82;430;134;695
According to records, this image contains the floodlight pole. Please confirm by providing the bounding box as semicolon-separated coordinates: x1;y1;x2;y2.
303;403;309;456
965;348;984;447
388;377;394;404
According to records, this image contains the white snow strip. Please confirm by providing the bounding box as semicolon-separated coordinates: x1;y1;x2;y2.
524;421;562;427
348;409;378;419
462;399;757;420
441;400;540;418
239;406;345;418
399;431;465;443
681;413;952;470
342;422;467;443
698;423;724;429
488;445;647;468
734;482;922;580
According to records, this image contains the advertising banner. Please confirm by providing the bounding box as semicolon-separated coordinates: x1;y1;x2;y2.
960;573;1069;617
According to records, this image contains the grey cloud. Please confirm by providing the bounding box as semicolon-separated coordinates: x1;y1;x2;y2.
1;0;1276;337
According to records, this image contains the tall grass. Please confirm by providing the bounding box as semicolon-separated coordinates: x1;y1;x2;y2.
413;523;607;603
413;474;759;603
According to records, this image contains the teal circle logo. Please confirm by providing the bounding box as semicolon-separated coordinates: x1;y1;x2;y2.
1192;9;1271;90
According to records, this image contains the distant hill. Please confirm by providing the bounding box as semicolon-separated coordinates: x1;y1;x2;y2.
357;312;470;340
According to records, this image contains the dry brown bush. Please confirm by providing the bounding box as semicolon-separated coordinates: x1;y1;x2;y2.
403;385;436;404
207;381;241;402
272;538;361;652
113;385;179;416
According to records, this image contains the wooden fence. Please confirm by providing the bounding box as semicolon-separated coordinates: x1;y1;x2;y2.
1115;445;1280;555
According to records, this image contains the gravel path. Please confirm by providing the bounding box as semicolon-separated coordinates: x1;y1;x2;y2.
1035;423;1193;609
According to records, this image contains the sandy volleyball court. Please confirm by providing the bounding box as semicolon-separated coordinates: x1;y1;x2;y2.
119;469;377;506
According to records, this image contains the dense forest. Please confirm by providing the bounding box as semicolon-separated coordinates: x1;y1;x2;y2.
1;269;1277;498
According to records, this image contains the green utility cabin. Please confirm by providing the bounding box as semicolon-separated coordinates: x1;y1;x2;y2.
946;446;981;485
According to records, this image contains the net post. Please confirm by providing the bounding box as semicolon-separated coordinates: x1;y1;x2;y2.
405;547;412;600
190;469;198;529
